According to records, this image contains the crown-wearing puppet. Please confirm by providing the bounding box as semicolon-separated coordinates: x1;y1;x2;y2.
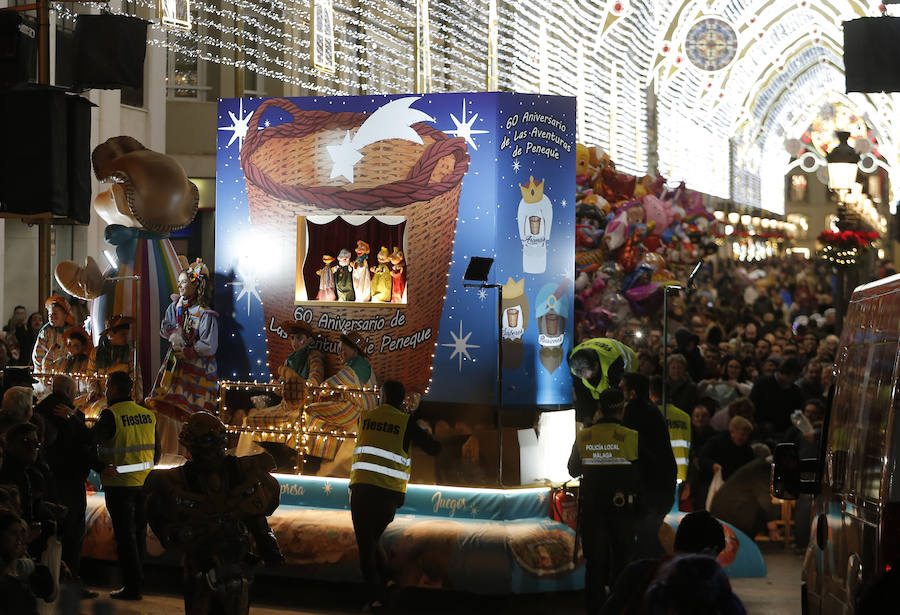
53;136;200;400
33;294;76;372
517;176;553;274
145;258;219;454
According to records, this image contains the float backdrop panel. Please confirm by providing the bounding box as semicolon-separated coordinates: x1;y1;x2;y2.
215;93;575;406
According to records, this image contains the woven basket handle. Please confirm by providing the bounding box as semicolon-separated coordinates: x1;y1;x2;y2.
240;98;470;212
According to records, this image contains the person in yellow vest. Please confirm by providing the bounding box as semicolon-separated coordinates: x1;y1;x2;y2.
349;380;440;612
568;387;640;614
90;371;159;601
648;375;692;484
569;337;637;424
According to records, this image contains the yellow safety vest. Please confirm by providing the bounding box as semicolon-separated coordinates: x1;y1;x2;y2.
570;338;637;399
98;401;156;487
350;404;411;493
577;421;639;466
661;403;691;482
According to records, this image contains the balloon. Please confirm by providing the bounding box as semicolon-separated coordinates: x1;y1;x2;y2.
642;195;673;236
639;252;666;272
625;283;663;316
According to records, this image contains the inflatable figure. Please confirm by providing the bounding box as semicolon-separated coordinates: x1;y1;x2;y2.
54;136;199;401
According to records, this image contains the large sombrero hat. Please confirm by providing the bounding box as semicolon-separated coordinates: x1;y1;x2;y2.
63;326;93;353
101;315;135;336
280;319;314;337
339;331;368;357
44;295;76;325
92;136;199;234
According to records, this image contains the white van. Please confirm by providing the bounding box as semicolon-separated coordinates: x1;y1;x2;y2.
774;272;900;615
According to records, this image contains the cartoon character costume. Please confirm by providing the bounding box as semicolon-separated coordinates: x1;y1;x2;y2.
83;315;142;419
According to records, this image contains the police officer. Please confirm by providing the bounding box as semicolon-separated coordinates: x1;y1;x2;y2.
569;337;637;424
91;371;159;601
568;388;639;614
350;380;440;612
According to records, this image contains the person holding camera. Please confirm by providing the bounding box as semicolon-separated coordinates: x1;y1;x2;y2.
568;387;640;615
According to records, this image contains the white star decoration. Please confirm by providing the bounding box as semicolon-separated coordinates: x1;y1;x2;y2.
441;321;480;372
477;288;488;302
561;199;567;208
444;99;489;150
230;262;262;316
218;98;253;150
512;159;521;172
323;482;332;495
326;132;364;182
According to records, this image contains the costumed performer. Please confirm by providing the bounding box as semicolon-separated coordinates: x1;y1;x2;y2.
145;412;282;615
83;315;142;419
304;331;378;467
61;326;93;375
240;320;325;430
569;337;637;424
33;295;76;372
145;258;218;454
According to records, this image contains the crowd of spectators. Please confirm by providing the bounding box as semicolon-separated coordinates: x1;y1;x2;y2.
0;371;99;614
589;255;894;542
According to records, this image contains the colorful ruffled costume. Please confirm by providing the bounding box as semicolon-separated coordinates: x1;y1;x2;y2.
304;355;378;460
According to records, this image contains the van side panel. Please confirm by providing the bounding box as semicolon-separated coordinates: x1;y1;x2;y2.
806;274;900;615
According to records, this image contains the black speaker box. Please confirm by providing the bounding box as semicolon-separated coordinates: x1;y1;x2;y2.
0;12;36;88
74;14;148;90
844;17;900;93
0;87;92;223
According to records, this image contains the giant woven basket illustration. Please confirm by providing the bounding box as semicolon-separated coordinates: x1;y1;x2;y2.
240;98;470;394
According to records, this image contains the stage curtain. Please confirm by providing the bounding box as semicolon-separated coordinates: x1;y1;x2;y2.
301;216;406;301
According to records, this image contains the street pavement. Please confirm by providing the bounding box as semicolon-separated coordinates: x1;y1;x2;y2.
75;543;803;614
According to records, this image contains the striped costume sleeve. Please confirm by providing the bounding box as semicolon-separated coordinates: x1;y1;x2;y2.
306;350;325;387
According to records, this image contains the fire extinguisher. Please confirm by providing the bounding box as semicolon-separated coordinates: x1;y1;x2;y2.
551;480;578;530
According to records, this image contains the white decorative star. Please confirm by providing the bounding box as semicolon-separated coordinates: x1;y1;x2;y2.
440;321;480;371
218;98;253;150
229;262;262;316
326;131;364;182
444;99;489;150
323;482;332;495
561;199;567;208
264;119;271;128
512;159;521;172
477;288;488;302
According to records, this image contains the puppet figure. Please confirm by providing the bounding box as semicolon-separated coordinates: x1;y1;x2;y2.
389;248;406;303
370;247;392;303
352;240;372;303
333;249;355;302
316;254;336;301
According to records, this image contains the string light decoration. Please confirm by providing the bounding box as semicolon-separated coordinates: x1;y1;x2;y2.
217;379;378;464
817;230;879;267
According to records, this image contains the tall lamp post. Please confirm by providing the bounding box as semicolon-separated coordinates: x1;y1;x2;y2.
825;131;861;332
